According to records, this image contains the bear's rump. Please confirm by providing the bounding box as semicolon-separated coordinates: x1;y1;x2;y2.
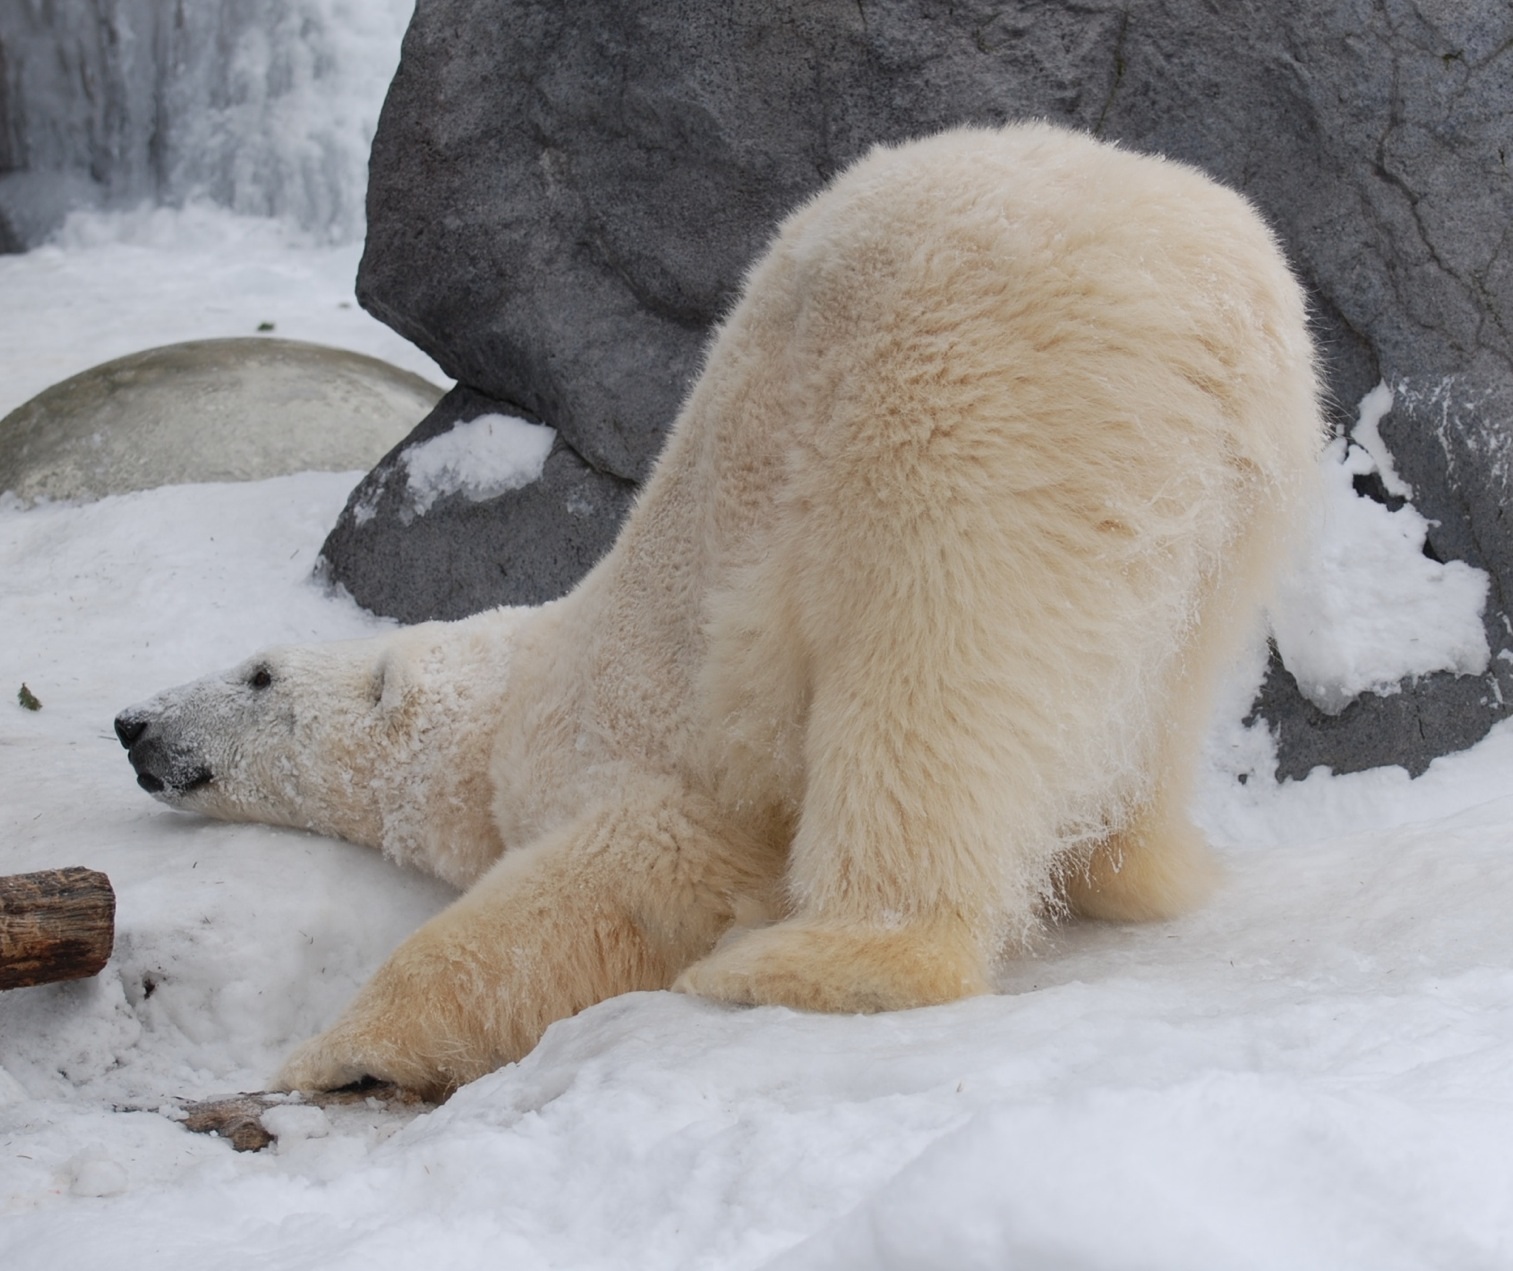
695;129;1304;880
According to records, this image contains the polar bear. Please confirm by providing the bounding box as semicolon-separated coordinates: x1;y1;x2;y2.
115;123;1321;1099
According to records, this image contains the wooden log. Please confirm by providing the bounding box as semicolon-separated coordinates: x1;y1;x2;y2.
0;867;115;990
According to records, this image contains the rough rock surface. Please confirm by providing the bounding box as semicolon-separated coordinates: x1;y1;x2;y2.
319;386;636;623
1251;644;1505;781
334;0;1512;776
0;338;441;504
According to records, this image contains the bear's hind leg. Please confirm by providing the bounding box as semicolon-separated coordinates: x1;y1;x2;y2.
679;564;1040;1014
1057;800;1219;924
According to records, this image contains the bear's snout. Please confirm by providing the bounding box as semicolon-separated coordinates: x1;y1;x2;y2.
115;708;214;799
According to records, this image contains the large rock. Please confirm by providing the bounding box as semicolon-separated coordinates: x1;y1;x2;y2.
319;385;636;622
336;0;1512;776
0;338;441;504
1251;644;1503;781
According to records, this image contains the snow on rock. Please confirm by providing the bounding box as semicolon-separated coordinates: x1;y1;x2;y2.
1349;380;1412;499
400;414;557;521
1270;384;1491;714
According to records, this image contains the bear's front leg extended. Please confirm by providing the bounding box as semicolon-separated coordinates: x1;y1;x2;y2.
277;788;780;1100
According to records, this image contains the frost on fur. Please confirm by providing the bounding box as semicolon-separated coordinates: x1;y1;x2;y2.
116;123;1323;1098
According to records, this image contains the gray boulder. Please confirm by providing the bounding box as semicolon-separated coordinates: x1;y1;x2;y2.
0;338;441;504
318;386;636;623
337;0;1512;776
1251;644;1505;782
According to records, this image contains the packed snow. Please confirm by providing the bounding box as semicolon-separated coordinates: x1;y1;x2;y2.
401;414;558;521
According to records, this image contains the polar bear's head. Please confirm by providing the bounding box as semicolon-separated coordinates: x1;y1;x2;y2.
114;615;519;885
115;639;415;840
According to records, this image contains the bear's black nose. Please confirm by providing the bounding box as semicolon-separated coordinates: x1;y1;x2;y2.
115;714;147;748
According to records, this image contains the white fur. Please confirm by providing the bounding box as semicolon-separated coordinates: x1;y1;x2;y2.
119;124;1322;1098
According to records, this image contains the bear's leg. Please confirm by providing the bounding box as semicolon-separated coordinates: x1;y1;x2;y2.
277;785;780;1099
678;601;1030;1012
1057;798;1219;923
673;740;1009;1013
1055;543;1255;925
1058;543;1256;925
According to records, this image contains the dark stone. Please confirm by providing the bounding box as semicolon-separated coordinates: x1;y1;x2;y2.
344;0;1512;774
1252;644;1509;781
318;386;637;623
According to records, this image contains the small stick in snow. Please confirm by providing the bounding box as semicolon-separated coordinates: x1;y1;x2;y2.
169;1083;430;1152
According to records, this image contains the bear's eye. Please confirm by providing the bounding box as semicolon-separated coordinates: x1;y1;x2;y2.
249;666;273;690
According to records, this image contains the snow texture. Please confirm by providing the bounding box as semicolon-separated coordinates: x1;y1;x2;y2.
1350;380;1411;499
0;204;448;423
1269;383;1490;714
401;413;557;521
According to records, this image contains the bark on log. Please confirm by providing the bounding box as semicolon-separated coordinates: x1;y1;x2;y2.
0;867;115;989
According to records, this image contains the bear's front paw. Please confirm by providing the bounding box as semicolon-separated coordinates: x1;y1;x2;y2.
275;1023;456;1102
274;1029;379;1095
674;919;989;1014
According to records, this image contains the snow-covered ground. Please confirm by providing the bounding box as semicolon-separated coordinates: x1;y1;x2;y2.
1;207;1512;1267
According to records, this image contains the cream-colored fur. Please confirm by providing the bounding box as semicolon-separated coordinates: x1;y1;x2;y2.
120;123;1321;1099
